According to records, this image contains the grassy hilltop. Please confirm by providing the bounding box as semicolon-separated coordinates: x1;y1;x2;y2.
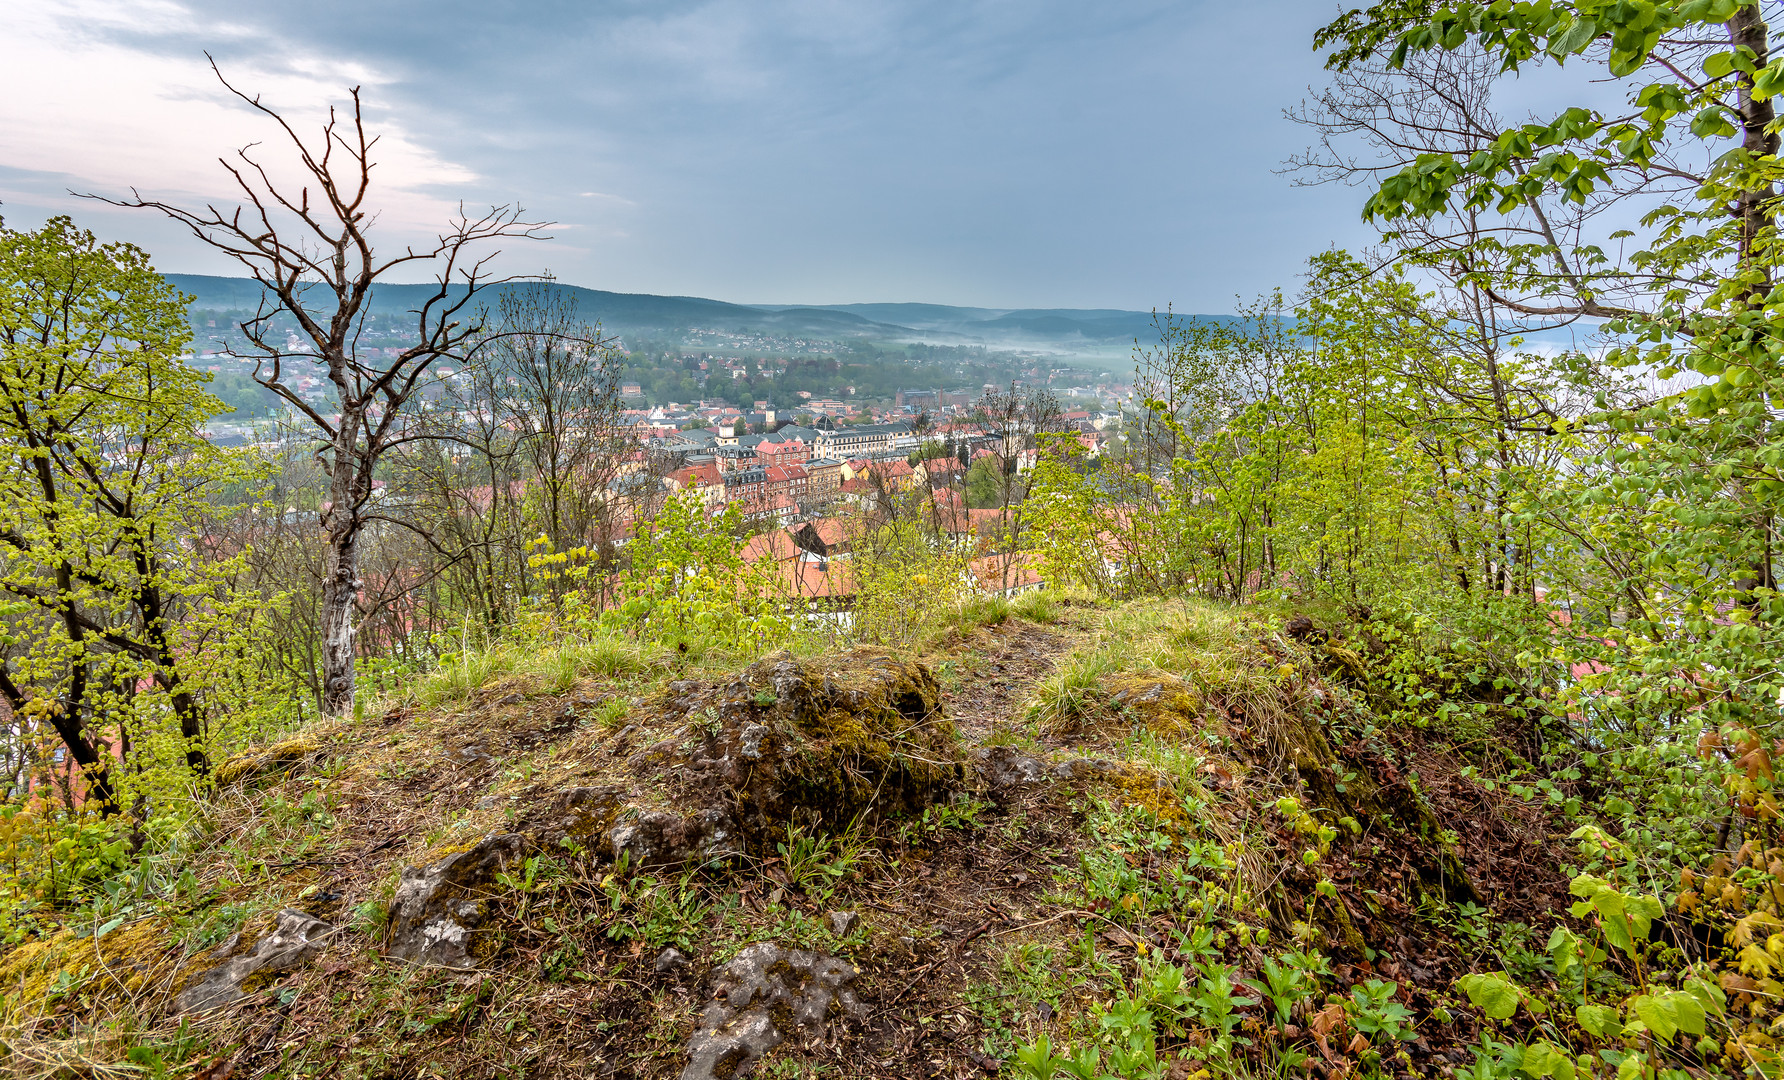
0;594;1591;1080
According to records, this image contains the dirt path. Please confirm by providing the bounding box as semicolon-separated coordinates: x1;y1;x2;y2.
938;617;1080;741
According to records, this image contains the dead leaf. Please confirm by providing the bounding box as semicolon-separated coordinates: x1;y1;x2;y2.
192;1057;235;1080
1309;1002;1346;1037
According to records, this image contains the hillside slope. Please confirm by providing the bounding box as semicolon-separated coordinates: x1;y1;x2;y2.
163;274;1225;346
0;599;1568;1080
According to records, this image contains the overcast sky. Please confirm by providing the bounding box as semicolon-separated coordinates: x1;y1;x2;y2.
0;0;1386;310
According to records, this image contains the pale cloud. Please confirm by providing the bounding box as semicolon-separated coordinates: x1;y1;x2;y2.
0;0;1388;308
0;0;479;241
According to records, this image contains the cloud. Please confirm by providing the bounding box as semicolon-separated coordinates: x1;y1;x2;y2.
0;0;479;240
0;0;1384;308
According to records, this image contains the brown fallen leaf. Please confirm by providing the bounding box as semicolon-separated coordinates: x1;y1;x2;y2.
192;1057;235;1080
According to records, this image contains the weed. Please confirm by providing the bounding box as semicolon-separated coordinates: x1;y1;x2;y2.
1011;590;1061;624
775;819;873;898
1188;958;1258;1054
1025;649;1119;732
1346;978;1416;1045
899;797;988;845
598;863;712;951
418;641;516;709
760;1056;830;1078
955;594;1012;629
122;1021;202;1079
351;899;390;936
1245;952;1323;1027
593;697;631;730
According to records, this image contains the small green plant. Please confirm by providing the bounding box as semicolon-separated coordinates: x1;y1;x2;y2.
955;594;1012;629
545;647;584;692
1011;590;1060;624
495;854;558;921
579;634;646;677
598;862;712;951
124;1021;201;1080
1024;650;1118;731
351;899;390;936
1347;979;1417;1044
1245;952;1320;1028
899;797;988;844
1188;959;1258;1055
594;697;630;729
775;822;864;898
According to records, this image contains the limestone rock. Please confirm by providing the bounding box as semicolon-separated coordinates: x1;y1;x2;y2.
680;943;862;1080
387;833;524;969
178;909;332;1012
518;649;965;871
1051;756;1119;782
826;910;860;937
976;745;1048;791
1107;674;1201;731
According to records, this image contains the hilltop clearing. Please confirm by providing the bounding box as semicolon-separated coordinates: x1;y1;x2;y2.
0;597;1589;1080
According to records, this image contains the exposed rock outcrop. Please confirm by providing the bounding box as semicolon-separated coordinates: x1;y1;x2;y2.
211;736;323;787
518;649;966;868
385;651;966;968
387;833;525;969
976;745;1048;793
177;909;333;1012
679;943;863;1080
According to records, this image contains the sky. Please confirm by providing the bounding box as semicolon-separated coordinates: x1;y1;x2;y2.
0;0;1388;311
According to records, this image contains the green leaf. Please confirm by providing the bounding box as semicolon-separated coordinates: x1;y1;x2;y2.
1630;990;1706;1043
1457;972;1521;1020
1576;1003;1624;1039
1521;1039;1577;1080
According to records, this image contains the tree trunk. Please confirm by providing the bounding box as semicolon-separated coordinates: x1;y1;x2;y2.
320;523;360;718
320;421;366;718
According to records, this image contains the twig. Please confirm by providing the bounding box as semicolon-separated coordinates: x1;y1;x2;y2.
882;919;996;1009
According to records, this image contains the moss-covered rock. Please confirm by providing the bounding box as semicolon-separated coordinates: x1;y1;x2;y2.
385;651;967;967
211;736;324;787
515;649;967;866
0;918;176;1025
176;909;333;1011
1107;673;1202;733
1248;693;1482;954
388;833;525;969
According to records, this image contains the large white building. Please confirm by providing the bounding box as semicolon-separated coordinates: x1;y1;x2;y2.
811;422;914;460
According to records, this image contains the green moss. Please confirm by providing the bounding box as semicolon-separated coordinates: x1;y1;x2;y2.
213;735;324;787
1106;673;1202;735
0;918;175;1024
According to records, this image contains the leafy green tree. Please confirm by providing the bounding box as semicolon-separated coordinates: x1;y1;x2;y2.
604;493;785;651
0;217;261;810
1312;0;1784;745
964;455;1004;510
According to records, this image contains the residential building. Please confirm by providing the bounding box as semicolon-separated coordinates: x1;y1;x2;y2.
805;457;844;498
756;438;811;468
811;422;914;459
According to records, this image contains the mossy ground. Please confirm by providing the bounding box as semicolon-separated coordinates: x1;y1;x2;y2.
0;597;1573;1079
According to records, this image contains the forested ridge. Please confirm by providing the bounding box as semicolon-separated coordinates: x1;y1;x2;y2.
5;4;1784;1079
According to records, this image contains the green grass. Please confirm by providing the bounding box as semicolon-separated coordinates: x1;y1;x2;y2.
1025;649;1122;732
1011;590;1061;624
417;646;517;710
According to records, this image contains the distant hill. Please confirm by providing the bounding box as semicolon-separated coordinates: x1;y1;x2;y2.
164;274;1233;349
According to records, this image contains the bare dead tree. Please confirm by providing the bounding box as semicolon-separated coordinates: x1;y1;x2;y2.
485;282;632;561
92;61;547;717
